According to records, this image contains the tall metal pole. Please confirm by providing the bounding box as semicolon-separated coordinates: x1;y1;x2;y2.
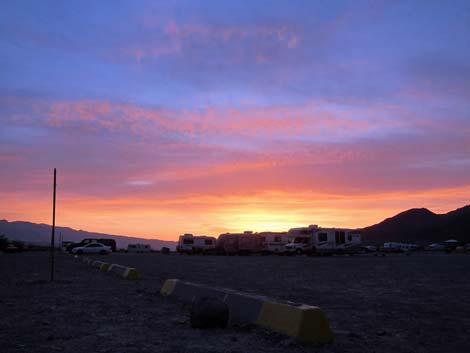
50;168;56;282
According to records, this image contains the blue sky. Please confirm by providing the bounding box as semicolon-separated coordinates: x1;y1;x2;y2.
1;1;469;238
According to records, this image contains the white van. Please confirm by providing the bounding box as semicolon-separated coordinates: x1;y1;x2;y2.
127;244;152;253
383;242;418;252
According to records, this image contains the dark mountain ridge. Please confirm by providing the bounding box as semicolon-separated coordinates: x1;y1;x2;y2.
361;205;470;244
2;204;469;248
0;220;176;250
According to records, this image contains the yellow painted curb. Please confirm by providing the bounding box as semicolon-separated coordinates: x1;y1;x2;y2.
100;263;110;272
124;267;140;280
160;279;179;296
108;264;140;280
256;301;334;343
159;279;333;344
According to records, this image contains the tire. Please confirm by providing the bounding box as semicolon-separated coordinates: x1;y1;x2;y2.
295;249;303;255
77;250;83;255
99;250;106;255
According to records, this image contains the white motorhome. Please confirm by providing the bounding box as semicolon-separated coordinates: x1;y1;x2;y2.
127;244;152;253
259;232;289;254
312;228;362;254
284;225;318;254
177;234;217;254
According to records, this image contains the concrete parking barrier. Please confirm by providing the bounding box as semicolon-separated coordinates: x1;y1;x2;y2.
91;260;111;272
160;279;333;343
108;264;139;280
161;279;226;302
256;300;333;344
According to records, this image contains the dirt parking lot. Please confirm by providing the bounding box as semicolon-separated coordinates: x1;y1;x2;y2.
1;252;469;353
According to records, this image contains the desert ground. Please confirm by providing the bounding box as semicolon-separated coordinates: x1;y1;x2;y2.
1;252;469;353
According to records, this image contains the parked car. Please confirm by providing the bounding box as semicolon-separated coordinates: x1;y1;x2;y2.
362;245;378;253
4;243;21;253
426;243;445;251
66;238;116;253
444;239;463;253
71;243;111;255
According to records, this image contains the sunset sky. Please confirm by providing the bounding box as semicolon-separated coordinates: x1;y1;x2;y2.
1;1;469;240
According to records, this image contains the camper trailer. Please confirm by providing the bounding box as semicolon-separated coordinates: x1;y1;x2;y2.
176;234;216;254
259;232;289;254
216;231;263;255
311;228;362;254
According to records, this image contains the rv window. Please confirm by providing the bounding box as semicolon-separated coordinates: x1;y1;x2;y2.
347;234;352;241
204;240;213;245
183;239;194;245
318;233;328;242
274;236;282;242
335;231;346;244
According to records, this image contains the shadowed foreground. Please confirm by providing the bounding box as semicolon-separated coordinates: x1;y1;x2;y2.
1;252;469;352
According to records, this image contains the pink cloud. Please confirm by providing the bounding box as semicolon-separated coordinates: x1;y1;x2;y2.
0;96;361;136
122;18;300;61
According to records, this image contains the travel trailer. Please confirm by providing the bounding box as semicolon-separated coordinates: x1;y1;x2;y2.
126;244;152;253
312;228;362;254
259;232;289;254
176;234;216;254
216;231;263;255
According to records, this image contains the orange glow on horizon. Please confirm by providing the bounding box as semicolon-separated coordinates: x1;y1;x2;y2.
2;185;469;241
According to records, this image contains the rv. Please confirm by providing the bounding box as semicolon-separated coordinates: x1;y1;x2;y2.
177;234;216;254
216;231;263;255
312;228;362;254
284;225;318;254
126;244;152;253
259;232;288;254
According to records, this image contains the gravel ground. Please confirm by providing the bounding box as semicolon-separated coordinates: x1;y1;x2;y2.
1;252;469;353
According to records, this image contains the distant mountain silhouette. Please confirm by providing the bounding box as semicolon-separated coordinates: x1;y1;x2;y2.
2;204;469;249
361;205;470;244
0;220;176;250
